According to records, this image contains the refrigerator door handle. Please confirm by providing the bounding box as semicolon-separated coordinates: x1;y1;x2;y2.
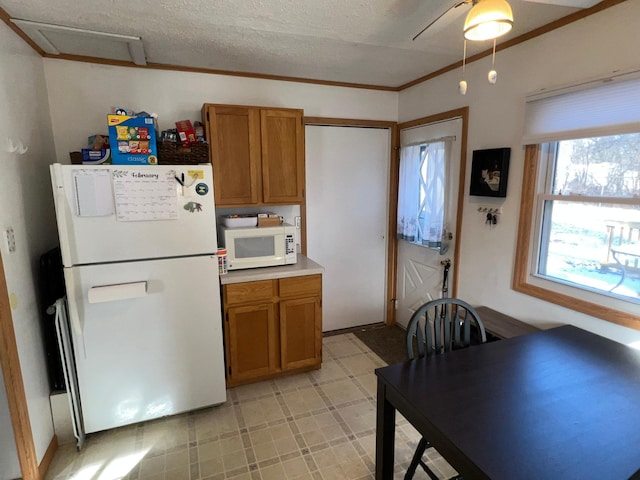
51;163;75;267
88;281;147;304
64;268;84;337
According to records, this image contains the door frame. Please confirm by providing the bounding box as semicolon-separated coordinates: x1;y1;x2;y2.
390;107;470;325
0;254;40;480
303;117;398;326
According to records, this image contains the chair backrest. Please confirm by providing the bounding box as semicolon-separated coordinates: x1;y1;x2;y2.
405;298;487;360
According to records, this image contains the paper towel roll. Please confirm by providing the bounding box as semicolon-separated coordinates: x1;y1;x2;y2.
88;281;147;304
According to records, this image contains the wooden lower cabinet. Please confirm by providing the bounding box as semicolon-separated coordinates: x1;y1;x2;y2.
226;303;278;383
280;297;321;370
222;274;322;387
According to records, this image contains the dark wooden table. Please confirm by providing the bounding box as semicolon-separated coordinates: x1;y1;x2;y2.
375;325;640;480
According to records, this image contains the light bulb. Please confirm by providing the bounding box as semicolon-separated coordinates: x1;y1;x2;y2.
488;70;497;84
459;80;468;95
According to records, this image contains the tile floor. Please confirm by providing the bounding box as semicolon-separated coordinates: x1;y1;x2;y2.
45;333;457;480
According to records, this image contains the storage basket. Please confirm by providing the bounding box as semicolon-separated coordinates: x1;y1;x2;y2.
157;142;209;165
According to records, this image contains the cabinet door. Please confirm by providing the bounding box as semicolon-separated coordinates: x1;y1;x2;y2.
207;106;262;206
280;297;321;370
260;109;305;204
226;303;278;383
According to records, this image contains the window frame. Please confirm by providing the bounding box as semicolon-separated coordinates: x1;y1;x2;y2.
513;144;640;331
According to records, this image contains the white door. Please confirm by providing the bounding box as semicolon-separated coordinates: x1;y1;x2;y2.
306;125;390;331
65;255;226;433
396;119;462;328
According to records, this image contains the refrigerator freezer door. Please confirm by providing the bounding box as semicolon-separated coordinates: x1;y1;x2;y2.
66;255;226;433
50;164;218;267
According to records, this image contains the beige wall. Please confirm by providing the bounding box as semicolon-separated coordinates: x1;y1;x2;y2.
42;60;398;165
398;0;640;344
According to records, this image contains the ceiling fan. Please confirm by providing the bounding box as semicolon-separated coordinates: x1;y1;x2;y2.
412;0;603;42
413;0;476;41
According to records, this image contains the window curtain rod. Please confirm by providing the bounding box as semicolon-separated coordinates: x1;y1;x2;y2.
400;136;455;149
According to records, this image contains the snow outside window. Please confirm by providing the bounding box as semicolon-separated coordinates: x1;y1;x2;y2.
534;134;640;303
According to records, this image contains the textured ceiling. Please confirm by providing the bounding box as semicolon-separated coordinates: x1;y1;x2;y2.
0;0;600;88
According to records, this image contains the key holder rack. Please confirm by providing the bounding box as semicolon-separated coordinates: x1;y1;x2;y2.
477;205;501;226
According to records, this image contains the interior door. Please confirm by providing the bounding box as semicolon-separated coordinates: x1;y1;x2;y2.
306;125;390;331
396;119;462;328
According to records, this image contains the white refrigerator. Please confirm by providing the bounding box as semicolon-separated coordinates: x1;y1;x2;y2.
50;163;226;435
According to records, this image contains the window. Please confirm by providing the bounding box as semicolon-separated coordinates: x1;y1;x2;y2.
537;134;640;297
515;73;640;329
397;140;448;248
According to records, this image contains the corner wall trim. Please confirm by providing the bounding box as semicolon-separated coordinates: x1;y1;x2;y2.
0;254;39;479
39;435;59;479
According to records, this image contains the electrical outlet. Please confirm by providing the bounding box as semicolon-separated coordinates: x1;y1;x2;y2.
5;228;15;253
295;216;301;228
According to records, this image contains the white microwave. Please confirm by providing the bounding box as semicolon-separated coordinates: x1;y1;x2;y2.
219;224;297;270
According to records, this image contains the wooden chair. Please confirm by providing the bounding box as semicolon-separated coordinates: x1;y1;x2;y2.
404;298;487;480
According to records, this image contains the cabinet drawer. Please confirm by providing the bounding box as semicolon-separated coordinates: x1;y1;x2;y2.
225;280;275;305
279;275;322;298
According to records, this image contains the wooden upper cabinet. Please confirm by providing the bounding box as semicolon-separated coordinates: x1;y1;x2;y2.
202;104;304;207
205;105;261;206
260;109;305;204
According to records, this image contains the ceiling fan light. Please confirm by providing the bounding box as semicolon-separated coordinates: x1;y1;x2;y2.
464;0;513;41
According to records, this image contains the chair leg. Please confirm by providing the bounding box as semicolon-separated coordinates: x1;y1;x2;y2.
404;437;429;480
419;460;441;480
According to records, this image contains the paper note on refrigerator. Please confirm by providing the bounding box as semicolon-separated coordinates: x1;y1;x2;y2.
112;169;178;221
73;170;114;217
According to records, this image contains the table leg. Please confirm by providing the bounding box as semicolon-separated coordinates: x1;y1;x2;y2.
376;379;396;480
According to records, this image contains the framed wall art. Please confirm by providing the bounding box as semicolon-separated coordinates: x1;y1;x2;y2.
469;147;511;198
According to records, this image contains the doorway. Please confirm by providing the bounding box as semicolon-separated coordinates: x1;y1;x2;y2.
305;123;392;331
391;109;469;328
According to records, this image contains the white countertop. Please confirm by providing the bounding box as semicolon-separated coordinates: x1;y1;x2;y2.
220;255;324;285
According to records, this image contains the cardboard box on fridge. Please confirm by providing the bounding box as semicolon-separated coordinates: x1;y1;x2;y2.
87;134;109;150
69;149;111;164
82;148;111;164
108;115;158;165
